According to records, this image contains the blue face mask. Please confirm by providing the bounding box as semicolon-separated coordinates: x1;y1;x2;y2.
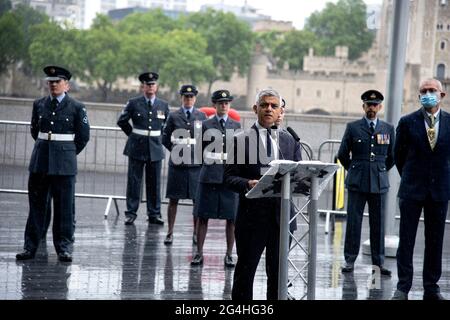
420;93;440;109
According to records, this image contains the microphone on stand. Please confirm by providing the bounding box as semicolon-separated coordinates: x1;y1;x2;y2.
287;126;312;160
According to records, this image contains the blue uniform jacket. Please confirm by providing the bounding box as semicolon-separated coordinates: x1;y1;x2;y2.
338;118;395;194
199;116;241;184
394;109;450;201
28;95;90;175
162;107;207;167
117;96;170;162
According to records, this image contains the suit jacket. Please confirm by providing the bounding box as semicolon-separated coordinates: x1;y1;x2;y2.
338;118;395;194
199;116;241;184
117;96;170;162
224;124;302;229
394;108;450;201
162;107;207;167
28;94;90;175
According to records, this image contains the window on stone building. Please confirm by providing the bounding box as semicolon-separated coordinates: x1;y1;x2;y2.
436;64;446;79
297;88;301;97
335;90;340;98
316;90;322;98
441;41;446;50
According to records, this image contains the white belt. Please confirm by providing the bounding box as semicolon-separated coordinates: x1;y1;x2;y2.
38;132;75;141
171;137;196;145
205;151;227;161
132;128;161;137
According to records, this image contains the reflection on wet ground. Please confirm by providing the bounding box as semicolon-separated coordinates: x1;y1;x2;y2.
1;192;449;300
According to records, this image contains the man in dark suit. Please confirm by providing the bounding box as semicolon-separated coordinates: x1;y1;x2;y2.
224;88;301;300
392;79;449;300
191;90;241;267
162;84;207;245
337;90;394;276
16;65;90;262
117;72;170;226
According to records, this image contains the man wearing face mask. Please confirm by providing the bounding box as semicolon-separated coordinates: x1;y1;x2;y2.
392;79;449;300
338;90;395;277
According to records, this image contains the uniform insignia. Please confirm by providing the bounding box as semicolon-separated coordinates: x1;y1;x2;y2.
83;116;88;124
187;87;192;92
222;92;227;97
50;68;55;74
370;94;376;99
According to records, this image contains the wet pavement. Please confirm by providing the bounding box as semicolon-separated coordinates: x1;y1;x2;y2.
1;175;450;300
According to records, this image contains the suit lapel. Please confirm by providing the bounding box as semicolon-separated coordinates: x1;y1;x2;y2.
56;94;69;112
359;118;371;135
435;110;448;150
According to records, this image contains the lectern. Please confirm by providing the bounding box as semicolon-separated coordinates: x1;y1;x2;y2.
246;160;340;300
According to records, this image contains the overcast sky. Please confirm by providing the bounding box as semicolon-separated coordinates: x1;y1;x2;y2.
86;0;383;29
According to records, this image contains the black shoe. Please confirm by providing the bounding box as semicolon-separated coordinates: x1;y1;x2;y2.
379;266;392;277
147;216;164;225
391;290;408;300
164;234;173;245
191;253;203;265
423;292;446;300
16;250;35;261
58;252;72;262
224;254;235;268
124;216;136;225
341;262;354;273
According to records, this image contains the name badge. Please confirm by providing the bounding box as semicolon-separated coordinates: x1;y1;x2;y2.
376;134;390;145
157;110;165;119
195;120;202;129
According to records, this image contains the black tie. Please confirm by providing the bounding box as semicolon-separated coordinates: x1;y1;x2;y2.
219;119;225;130
186;110;191;120
148;100;152;109
51;98;58;109
266;128;272;158
370;122;375;134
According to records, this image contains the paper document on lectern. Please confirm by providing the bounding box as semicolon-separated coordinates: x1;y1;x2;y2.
245;160;340;199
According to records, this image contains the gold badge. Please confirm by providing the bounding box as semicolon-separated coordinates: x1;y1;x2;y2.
222;92;227;97
187;87;192;92
370;94;376;99
50;68;55;74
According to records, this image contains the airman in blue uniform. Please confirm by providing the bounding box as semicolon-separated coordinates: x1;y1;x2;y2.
191;90;241;267
117;72;169;226
162;85;207;245
16;65;90;262
337;89;395;276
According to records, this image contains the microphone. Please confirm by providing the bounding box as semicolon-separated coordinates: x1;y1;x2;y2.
287;126;312;160
287;126;300;142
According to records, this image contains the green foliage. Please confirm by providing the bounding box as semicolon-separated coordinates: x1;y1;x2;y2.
0;0;11;16
0;12;23;73
273;30;321;71
185;9;254;93
305;0;374;60
117;9;181;35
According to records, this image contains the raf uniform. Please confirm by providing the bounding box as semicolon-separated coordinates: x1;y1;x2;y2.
191;90;241;266
117;72;169;225
162;85;207;199
17;66;90;262
337;90;394;274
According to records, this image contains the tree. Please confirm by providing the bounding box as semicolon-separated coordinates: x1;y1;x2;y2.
273;30;321;71
117;9;181;35
0;0;11;16
0;12;23;74
305;0;374;60
185;9;254;97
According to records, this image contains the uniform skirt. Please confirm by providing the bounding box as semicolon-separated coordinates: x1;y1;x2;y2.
165;165;201;200
194;183;238;220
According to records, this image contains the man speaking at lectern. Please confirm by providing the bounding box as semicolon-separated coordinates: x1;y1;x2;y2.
224;88;301;300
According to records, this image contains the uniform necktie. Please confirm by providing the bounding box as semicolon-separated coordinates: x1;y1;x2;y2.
186;110;191;120
266;128;272;158
148;100;152;109
370;122;375;134
427;114;436;150
51;98;58;109
219;118;225;130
